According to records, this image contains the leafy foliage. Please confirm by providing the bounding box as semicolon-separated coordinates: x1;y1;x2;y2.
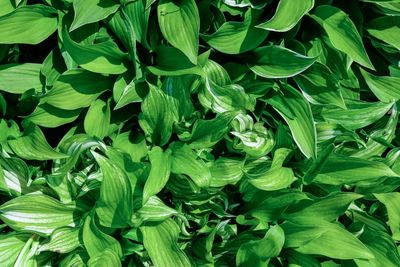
0;0;400;266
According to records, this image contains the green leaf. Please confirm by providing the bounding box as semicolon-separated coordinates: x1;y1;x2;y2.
92;151;133;228
321;100;393;130
139;85;178;146
236;225;284;266
311;5;374;69
199;78;256;113
360;68;400;102
0;5;57;44
84;99;111;139
182;112;237;149
0;63;42;94
114;80;148;110
285;193;362;221
169;142;211;188
71;0;119;31
82;214;122;258
201;10;268;54
158;0;200;64
137;196;178;223
313;154;399;185
246;148;295;191
283;219;374;260
257;0;314;32
40;69;113;110
267;84;317;158
141;219;191;267
25;104;82;128
38;227;81;254
0;194;81;236
367;16;400;50
374;192;400;240
0;233;31;267
112;132;148;162
293;62;345;108
63;27;128;74
143;147;172;204
8;123;68;161
248;46;317;78
87;248;122;267
147;45;204;76
210;157;244;187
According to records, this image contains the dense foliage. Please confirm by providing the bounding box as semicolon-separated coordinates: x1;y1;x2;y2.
1;0;400;266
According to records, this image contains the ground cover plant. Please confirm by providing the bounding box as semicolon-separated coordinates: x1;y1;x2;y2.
0;0;400;266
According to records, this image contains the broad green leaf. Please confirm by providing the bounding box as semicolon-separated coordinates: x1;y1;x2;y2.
122;0;150;47
0;0;14;16
199;78;256;113
71;0;119;31
321;100;393;130
236;225;285;266
141;219;191;267
8;123;68;161
40;69;113;110
249;46;317;78
360;69;400;102
285;193;362;221
0;232;31;267
143;147;172;204
0;63;42;94
63;28;128;74
246;148;295;191
0;5;57;44
112;132;148;162
182;112;236;149
38;227;81;254
139;85;178;146
267;84;317;158
355;227;400;267
367;16;400;50
313;154;399;185
84;99;111;139
87;249;122;267
26;104;82;128
147;45;204;76
257;0;314;32
158;0;200;64
210;157;244;187
82;215;122;258
114;80;148;110
0;194;81;236
201;10;268;54
374;192;400;240
283;219;373;260
162;76;195;120
92;152;133;228
169;142;211;188
293;62;345;108
137;196;178;223
0;156;44;196
311;5;374;69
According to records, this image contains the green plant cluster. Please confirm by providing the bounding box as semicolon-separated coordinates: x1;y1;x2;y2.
1;0;400;266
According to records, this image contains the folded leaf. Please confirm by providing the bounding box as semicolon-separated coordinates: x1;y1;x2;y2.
40;69;113;110
8;123;68;161
0;233;31;267
71;0;119;31
26;104;82;128
158;0;200;64
257;0;314;32
84;99;111;139
367;16;400;50
92;152;133;228
360;68;400;102
141;219;191;267
143;147;172;204
311;5;374;69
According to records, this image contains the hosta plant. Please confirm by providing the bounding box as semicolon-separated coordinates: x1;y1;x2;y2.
0;0;400;266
